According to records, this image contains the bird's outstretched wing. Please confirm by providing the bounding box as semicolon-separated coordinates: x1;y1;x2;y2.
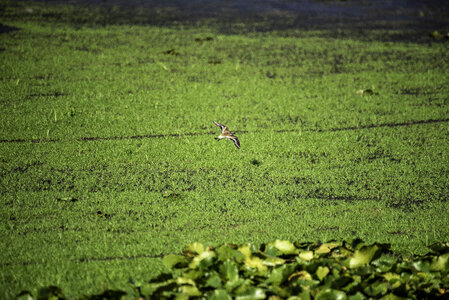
229;136;240;149
214;121;228;133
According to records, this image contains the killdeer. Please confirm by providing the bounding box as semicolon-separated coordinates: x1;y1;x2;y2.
214;122;240;149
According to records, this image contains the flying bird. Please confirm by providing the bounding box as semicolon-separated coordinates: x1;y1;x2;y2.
214;122;240;149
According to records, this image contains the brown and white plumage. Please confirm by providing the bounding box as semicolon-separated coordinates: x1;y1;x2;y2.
214;121;240;149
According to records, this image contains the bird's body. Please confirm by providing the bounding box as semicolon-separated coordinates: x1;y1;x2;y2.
214;122;240;149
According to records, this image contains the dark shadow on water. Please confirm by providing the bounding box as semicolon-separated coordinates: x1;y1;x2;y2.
0;24;20;34
3;0;449;42
1;118;448;144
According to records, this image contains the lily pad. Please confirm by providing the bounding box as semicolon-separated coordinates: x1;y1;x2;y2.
163;254;189;269
189;250;216;269
272;240;299;255
219;260;239;282
235;287;266;300
186;242;205;255
349;245;381;268
315;288;347;300
316;266;330;281
430;253;449;272
209;289;232;300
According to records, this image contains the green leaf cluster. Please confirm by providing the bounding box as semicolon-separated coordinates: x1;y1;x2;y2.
21;240;449;299
140;239;449;299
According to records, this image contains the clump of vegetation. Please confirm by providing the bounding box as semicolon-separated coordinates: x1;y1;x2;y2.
19;240;449;299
